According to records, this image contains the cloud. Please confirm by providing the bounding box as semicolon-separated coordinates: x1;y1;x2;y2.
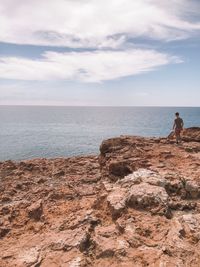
0;0;197;83
0;0;200;48
0;49;180;82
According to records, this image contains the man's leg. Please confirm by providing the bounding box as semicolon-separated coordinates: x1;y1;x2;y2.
176;133;179;143
175;129;180;143
178;132;182;143
176;130;182;144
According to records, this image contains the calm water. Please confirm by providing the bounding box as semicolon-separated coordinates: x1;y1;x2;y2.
0;106;199;161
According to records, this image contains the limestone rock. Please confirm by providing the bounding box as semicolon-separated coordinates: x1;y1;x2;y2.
93;235;129;258
1;128;200;267
108;160;132;179
179;214;200;242
182;127;200;142
48;228;90;252
117;168;167;188
95;224;118;238
40;249;87;267
126;182;169;211
185;180;200;198
17;247;41;267
0;227;10;238
27;199;43;221
106;169;171;217
107;187;127;218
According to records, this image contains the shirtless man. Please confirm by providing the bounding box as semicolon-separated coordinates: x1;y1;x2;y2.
173;112;184;144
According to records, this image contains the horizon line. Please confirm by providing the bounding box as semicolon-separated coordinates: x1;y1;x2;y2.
0;104;199;108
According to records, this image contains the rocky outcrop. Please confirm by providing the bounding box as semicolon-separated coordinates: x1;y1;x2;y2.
0;128;200;266
182;127;200;142
105;169;170;219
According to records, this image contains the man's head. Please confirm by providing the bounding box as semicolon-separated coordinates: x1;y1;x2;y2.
175;112;179;118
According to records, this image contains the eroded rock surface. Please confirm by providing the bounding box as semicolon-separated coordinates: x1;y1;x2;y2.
0;127;200;266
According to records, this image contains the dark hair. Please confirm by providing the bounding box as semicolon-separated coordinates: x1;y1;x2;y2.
175;112;179;116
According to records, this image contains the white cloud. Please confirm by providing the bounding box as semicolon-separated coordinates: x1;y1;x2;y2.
0;49;180;82
0;0;198;83
0;0;199;48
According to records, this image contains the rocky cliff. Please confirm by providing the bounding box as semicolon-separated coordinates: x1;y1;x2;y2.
0;127;200;267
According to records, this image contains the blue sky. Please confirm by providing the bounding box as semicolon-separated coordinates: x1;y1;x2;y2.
0;0;200;106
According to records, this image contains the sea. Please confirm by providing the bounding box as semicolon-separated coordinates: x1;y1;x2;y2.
0;106;199;161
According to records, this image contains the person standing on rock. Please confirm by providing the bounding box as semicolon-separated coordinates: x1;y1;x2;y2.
173;112;184;144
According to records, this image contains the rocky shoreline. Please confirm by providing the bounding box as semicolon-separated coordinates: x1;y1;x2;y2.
0;127;200;267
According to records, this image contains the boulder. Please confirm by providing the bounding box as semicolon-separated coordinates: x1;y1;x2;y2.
27;199;43;221
93;235;129;258
117;169;167;188
179;214;200;242
185;180;200;198
106;170;171;217
126;183;169;211
47;227;91;252
40;249;87;267
17;247;41;267
182;127;200;142
99;137;130;155
108;160;132;179
107;187;127;218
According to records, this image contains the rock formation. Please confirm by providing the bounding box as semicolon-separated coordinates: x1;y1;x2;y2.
0;127;200;266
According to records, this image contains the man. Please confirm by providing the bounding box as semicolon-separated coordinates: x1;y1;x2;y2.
173;112;184;144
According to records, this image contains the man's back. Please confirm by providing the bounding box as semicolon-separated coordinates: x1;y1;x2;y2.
175;117;183;129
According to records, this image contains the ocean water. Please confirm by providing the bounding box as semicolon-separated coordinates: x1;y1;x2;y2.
0;106;199;161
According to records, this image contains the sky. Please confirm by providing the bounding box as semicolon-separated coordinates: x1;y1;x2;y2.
0;0;200;106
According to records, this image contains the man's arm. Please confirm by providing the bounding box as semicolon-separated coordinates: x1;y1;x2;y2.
173;120;176;130
181;119;184;129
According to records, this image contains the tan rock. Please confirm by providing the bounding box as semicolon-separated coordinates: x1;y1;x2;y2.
126;182;169;211
48;228;90;252
107;187;127;218
0;227;10;239
27;199;43;221
108;160;132;179
185;180;200;198
17;247;41;267
118;168;167;188
179;214;200;242
1;128;200;267
94;235;129;258
95;224;118;238
182;127;200;142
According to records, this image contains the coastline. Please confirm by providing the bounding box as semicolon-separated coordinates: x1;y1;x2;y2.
0;127;200;266
1;106;200;162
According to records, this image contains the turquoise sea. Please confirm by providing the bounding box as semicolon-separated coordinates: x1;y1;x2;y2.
0;106;199;161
